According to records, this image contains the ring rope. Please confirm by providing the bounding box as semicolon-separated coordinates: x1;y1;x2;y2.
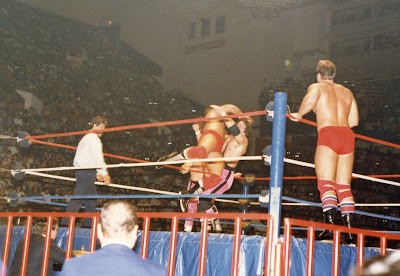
17;156;264;173
10;194;260;200
17;111;399;151
16;155;400;188
24;111;266;140
0;135;17;140
27;139;400;181
237;175;400;181
283;157;400;187
24;171;246;205
29;139;206;174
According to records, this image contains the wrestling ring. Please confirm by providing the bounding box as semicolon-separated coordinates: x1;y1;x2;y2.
0;92;400;275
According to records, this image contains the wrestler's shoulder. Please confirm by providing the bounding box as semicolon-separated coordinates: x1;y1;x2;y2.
332;82;349;90
333;83;354;97
307;82;320;89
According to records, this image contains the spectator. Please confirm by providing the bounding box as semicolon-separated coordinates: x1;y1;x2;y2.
60;200;166;275
8;217;67;276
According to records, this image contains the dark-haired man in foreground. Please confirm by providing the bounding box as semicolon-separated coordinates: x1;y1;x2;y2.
9;218;66;276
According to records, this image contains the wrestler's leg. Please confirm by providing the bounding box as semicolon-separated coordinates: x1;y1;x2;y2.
315;145;338;180
185;162;207;193
198;199;222;232
157;133;216;167
314;145;338;240
315;145;338;208
335;151;355;214
180;132;220;160
186;109;224;158
335;151;356;244
335;151;354;184
184;200;198;232
182;159;205;176
199;152;224;190
180;162;206;212
196;133;218;154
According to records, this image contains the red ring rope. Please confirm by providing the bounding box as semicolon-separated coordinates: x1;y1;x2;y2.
25;111;266;140
30;139;208;174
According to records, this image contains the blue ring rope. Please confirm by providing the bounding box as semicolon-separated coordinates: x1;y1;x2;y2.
7;194;400;223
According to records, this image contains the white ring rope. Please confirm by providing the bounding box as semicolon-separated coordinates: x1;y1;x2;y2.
17;156;263;173
0;135;17;140
15;155;400;187
24;171;245;205
282;157;400;187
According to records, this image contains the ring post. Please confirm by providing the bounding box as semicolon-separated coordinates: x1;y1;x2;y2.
268;92;287;239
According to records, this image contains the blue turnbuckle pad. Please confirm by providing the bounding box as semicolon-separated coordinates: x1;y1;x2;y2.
17;132;32;148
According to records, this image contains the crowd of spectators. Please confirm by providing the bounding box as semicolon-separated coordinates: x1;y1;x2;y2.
0;1;201;228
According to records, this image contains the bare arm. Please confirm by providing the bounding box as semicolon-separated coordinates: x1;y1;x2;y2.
219;104;242;115
290;84;321;121
192;123;202;140
348;96;359;128
218;104;254;124
210;105;236;128
210;105;247;145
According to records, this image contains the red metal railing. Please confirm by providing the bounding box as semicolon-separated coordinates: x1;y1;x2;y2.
281;218;400;276
0;212;273;276
136;212;274;276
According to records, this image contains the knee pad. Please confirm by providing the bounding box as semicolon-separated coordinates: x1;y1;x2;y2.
199;174;222;190
318;179;338;211
186;146;207;159
335;183;355;214
334;183;354;202
318;179;336;197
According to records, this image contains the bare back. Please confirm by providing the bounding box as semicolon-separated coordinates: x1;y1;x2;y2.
311;82;356;131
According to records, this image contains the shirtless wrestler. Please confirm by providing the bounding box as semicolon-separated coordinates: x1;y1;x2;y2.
290;60;359;243
158;104;250;195
183;105;253;232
